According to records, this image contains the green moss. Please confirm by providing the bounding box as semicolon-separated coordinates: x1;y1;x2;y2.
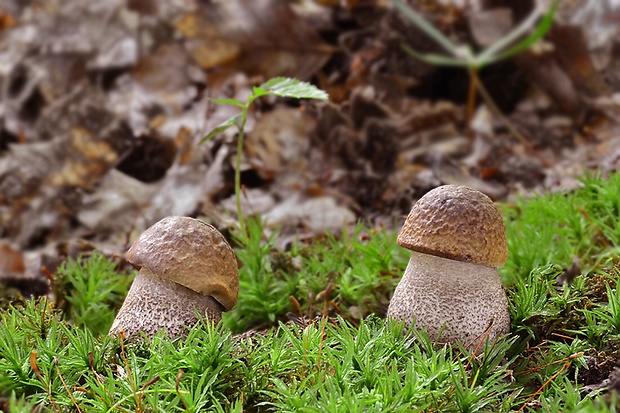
3;172;620;411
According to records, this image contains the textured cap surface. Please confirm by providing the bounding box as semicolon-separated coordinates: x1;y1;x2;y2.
126;216;239;310
397;185;508;267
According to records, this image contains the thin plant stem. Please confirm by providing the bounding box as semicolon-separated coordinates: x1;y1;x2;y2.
30;350;62;413
54;357;82;413
466;68;479;142
235;106;249;241
475;76;531;147
516;361;569;413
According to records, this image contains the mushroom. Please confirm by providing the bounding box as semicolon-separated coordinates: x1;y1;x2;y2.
109;216;239;340
387;185;509;351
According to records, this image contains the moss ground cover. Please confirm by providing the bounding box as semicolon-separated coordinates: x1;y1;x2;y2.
2;173;620;412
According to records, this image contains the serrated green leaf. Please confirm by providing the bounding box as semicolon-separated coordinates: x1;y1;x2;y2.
199;113;243;144
258;77;329;100
259;77;287;89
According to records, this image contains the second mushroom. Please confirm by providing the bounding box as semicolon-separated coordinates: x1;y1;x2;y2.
387;185;510;351
109;216;239;341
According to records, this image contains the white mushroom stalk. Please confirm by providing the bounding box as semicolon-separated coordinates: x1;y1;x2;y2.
387;185;510;351
109;216;239;341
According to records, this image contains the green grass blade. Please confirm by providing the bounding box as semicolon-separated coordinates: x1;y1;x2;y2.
478;0;558;64
401;44;466;67
391;0;460;57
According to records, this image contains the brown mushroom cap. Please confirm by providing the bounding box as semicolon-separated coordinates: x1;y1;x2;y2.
397;185;508;267
126;216;239;310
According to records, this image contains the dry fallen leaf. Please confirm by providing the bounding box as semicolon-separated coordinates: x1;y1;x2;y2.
176;0;335;80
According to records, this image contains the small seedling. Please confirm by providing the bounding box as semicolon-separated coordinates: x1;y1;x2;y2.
392;0;558;69
201;77;328;240
392;0;558;143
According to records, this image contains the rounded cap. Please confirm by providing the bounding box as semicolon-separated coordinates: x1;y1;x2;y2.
126;216;239;310
397;185;508;267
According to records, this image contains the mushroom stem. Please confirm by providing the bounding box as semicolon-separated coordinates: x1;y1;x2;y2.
388;251;510;349
109;267;224;340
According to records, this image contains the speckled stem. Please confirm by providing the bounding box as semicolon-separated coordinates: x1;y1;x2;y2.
387;251;510;351
109;267;223;341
